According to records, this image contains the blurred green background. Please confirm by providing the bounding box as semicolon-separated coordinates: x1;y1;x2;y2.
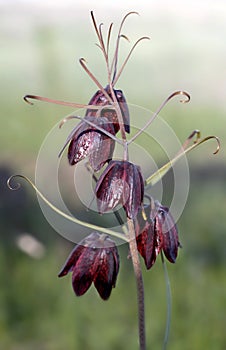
0;1;226;349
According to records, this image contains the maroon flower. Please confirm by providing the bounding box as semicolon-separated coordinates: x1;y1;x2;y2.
61;116;116;172
135;200;180;269
155;202;180;263
86;85;130;133
58;232;120;300
135;205;160;269
95;160;144;219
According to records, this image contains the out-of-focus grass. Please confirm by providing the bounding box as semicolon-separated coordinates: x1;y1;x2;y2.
1;4;226;349
0;189;226;350
1;4;226;166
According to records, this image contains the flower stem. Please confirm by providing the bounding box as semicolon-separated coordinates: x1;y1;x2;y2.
127;218;146;350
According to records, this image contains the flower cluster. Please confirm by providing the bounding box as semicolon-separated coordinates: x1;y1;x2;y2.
7;10;220;350
54;12;184;301
18;11;220;307
58;81;180;299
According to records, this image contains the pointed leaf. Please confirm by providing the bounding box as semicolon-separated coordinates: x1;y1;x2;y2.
145;135;220;186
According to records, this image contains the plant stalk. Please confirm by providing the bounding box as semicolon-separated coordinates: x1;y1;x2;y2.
127;218;146;350
108;52;146;348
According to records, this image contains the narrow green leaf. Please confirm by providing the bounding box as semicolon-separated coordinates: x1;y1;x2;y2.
7;174;128;242
145;135;220;186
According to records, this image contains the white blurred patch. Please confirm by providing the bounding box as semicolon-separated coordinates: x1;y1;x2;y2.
16;233;46;259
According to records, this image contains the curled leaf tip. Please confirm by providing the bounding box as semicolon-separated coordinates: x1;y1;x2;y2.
141;36;151;41
7;175;22;190
211;136;220;154
59;118;67;129
145;131;220;187
126;11;139;17
79;57;87;64
23;95;34;105
197;135;220;155
120;34;130;42
59;116;77;129
176;91;190;103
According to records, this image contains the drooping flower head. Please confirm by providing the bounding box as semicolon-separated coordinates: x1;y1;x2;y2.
155;201;181;263
58;232;120;300
95;160;144;219
59;116;116;172
135;199;180;269
85;85;130;133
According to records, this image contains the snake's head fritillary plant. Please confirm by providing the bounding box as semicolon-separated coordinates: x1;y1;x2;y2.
8;10;220;350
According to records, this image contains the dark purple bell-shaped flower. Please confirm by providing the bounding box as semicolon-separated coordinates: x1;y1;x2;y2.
135;200;180;269
95;160;144;219
85;85;130;133
58;232;120;300
60;116;116;172
155;201;180;263
135;203;162;269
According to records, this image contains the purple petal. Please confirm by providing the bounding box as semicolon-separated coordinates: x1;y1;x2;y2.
59;233;120;299
93;249;116;300
72;247;99;296
136;221;157;269
67;116;115;171
68;130;94;165
111;247;120;288
115;89;130;133
95;161;124;213
123;164;144;219
88;120;115;172
95;161;144;219
156;204;180;263
85;86;130;134
58;244;84;277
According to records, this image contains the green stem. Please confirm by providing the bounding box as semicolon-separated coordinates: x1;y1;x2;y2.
7;175;128;242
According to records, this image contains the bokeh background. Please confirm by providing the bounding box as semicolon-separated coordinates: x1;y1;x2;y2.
0;0;226;349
